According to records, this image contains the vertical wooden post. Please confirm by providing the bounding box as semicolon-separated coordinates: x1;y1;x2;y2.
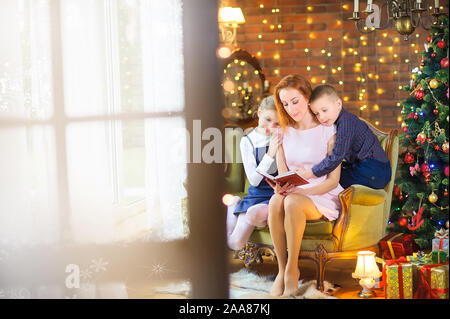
183;0;228;298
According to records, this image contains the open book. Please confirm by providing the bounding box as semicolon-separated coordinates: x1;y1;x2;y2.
257;170;309;187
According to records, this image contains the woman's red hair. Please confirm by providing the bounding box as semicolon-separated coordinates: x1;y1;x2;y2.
273;74;312;130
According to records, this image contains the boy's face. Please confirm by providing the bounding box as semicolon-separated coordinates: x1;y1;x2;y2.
309;95;342;126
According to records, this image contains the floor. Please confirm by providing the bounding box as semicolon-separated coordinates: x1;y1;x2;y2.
126;250;385;299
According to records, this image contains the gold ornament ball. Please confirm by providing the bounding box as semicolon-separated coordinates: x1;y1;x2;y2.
428;192;438;204
395;16;415;36
447;220;449;229
401;122;407;128
417;132;426;140
429;79;439;89
442;141;449;154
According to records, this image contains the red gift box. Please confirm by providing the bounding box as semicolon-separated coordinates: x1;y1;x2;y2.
379;232;419;260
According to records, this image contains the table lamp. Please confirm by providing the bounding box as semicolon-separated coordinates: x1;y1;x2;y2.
352;251;382;298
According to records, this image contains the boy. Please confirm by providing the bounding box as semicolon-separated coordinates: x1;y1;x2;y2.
298;84;391;189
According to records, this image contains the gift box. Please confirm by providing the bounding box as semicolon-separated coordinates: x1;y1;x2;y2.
433;228;449;253
432;238;449;253
379;232;419;260
415;263;449;299
407;252;433;295
431;250;448;264
382;257;413;299
431;264;449;299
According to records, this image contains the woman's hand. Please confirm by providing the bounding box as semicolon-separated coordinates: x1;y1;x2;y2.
266;178;295;195
295;166;314;180
267;128;283;158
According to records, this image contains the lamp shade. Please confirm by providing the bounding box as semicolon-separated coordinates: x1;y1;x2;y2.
218;7;245;24
352;251;381;279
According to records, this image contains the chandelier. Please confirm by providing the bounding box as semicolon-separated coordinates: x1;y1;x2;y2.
348;0;446;40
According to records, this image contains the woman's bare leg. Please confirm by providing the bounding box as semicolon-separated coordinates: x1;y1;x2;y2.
268;193;287;296
282;193;323;297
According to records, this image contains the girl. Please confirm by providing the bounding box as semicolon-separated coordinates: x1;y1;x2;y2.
267;75;344;297
226;95;281;251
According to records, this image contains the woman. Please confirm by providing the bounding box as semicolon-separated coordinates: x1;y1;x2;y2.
266;75;344;297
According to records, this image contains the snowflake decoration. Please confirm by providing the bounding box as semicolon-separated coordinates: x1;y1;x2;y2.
140;261;174;281
90;258;108;273
80;268;93;282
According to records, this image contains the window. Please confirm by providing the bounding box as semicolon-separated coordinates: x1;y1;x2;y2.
0;0;187;245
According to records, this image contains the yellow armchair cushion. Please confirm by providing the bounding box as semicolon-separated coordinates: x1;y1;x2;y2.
249;219;334;245
350;185;386;206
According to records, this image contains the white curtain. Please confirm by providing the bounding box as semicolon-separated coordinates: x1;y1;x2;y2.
141;0;187;240
0;0;59;247
0;0;186;297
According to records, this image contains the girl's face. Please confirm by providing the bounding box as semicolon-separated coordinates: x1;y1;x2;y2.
278;87;309;123
257;108;280;135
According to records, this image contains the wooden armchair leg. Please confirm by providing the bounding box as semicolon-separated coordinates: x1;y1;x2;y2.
315;244;328;292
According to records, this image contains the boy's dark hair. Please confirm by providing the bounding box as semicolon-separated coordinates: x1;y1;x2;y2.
310;84;339;104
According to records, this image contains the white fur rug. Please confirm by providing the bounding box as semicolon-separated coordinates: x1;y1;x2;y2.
154;268;339;299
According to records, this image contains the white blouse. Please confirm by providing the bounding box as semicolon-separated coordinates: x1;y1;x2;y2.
240;129;277;187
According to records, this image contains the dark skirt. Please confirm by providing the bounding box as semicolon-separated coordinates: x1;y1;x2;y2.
234;182;274;215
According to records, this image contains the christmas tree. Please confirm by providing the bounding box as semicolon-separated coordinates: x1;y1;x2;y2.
390;14;449;250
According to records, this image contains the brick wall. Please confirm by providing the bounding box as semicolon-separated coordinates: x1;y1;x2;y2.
222;0;448;131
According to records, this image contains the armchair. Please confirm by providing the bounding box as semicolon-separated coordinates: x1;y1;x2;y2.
225;120;399;291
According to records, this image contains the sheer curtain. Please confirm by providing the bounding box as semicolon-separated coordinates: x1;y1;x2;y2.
141;0;187;240
0;0;186;297
0;0;59;247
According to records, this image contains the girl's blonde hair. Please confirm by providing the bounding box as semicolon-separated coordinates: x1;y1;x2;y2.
259;95;276;111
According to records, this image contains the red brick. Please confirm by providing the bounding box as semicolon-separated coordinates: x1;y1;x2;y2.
222;1;450;130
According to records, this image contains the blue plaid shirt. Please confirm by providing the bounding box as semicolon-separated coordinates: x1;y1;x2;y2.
312;108;389;177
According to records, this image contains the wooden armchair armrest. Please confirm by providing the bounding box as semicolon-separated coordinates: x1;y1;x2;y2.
332;186;354;249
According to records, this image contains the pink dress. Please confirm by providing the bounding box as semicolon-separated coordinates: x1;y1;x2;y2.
282;125;344;221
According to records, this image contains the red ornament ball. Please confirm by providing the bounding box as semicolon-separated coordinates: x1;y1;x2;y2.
415;89;425;100
421;163;430;173
444;191;448;197
433;108;439;115
431;52;436;58
414;115;419;120
441;57;449;69
435;145;440;150
403;126;408;132
437;40;446;49
404;153;415;164
445;166;449;177
427;35;432;42
398;217;408;227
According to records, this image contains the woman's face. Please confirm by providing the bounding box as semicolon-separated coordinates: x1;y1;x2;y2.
278;87;309;123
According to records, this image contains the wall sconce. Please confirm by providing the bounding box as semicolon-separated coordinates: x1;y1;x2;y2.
352;251;382;298
218;7;245;47
348;0;446;40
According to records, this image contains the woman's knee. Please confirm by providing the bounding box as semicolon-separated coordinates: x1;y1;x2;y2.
284;194;308;212
268;194;285;218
